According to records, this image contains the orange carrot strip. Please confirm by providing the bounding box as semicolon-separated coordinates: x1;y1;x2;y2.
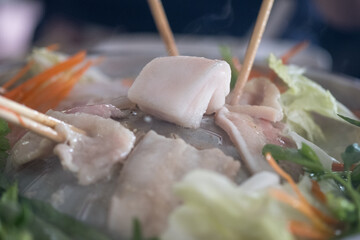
281;41;309;64
311;180;327;204
265;153;338;227
269;189;330;232
20;78;59;108
49;61;94;108
309;181;339;226
265;153;308;203
289;220;330;240
24;76;67;110
270;189;318;220
5;51;86;101
2;60;35;90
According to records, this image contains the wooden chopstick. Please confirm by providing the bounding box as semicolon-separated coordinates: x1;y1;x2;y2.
0;96;86;135
231;0;274;105
147;0;179;56
0;96;86;142
0;106;64;142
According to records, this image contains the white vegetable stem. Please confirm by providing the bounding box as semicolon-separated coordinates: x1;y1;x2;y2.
148;0;179;56
231;0;274;105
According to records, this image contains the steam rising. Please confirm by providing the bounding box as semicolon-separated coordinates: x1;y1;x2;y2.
184;0;233;35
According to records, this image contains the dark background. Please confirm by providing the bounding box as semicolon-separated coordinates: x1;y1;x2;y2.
29;0;360;78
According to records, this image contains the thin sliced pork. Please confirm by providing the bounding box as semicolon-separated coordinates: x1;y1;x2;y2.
216;78;292;173
128;56;231;128
108;130;240;238
9;109;135;185
7;103;124;148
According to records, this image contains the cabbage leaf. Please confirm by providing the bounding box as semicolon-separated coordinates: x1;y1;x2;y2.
268;54;354;141
162;170;294;240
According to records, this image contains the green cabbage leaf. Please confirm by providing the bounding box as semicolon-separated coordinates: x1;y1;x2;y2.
268;54;355;141
162;170;294;240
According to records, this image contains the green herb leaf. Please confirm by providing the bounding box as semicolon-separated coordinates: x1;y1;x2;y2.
0;119;10;175
219;45;238;89
341;144;360;171
1;184;18;203
0;183;110;240
132;219;143;240
131;218;160;240
263;143;360;234
326;193;357;222
0;119;10;136
338;114;360;127
351;165;360;183
262;144;324;173
299;142;322;166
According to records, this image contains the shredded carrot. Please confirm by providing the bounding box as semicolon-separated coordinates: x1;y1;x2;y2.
270;189;320;222
311;180;327;204
281;41;309;64
269;188;331;234
23;75;67;111
265;153;338;232
24;61;92;112
265;153;308;203
2;60;35;90
45;43;60;51
289;220;330;240
5;51;86;101
47;61;94;110
20;76;62;108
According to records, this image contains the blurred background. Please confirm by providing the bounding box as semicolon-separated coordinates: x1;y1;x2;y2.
1;0;360;77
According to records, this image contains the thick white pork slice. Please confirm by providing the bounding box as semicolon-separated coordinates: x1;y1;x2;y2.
108;130;240;238
9;110;135;185
128;56;231;128
216;78;292;173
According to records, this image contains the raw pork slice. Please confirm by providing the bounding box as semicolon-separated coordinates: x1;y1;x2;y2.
108;130;240;238
128;56;231;128
9;110;135;185
216;106;287;173
216;78;292;173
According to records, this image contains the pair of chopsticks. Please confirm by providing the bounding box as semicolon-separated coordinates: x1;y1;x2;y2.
0;96;86;143
147;0;275;104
